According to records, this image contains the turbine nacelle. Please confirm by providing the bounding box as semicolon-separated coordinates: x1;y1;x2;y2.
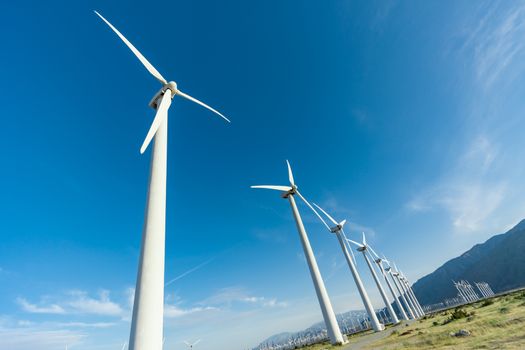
329;219;346;233
149;81;179;109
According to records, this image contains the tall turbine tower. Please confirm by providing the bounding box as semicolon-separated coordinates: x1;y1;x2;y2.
251;161;345;345
308;203;385;332
95;12;229;350
347;233;398;325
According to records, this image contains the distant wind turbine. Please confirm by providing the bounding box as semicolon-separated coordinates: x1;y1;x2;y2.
347;233;398;326
251;160;345;345
94;11;229;350
384;261;416;319
392;263;421;318
397;269;425;316
183;339;201;349
306;202;384;332
372;254;409;321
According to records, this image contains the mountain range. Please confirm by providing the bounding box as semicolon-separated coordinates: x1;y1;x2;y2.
412;219;525;306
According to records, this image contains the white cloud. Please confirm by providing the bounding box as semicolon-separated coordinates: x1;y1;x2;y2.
199;287;287;309
17;290;123;316
459;2;525;90
407;136;508;233
0;325;84;350
16;298;66;315
164;305;218;318
67;290;123;316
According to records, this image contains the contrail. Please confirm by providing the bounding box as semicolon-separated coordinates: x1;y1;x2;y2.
165;257;216;287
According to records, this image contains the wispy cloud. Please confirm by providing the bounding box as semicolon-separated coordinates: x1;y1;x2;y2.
459;2;525;90
17;290;123;316
16;298;66;315
407;136;508;233
164;305;219;318
0;324;85;350
66;290;123;316
199;287;287;309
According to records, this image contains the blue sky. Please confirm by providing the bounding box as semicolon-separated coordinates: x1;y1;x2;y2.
2;1;525;349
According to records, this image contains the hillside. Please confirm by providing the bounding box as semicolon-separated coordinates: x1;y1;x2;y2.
412;219;525;306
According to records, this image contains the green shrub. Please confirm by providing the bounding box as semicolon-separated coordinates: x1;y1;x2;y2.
432;321;439;326
500;307;509;314
515;292;525;300
442;308;471;325
481;299;494;307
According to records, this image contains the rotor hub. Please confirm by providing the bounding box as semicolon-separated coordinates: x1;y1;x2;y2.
166;81;178;94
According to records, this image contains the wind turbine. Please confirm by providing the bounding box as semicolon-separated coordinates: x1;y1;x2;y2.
397;268;424;316
385;262;416;319
183;339;201;349
346;233;398;325
392;263;421;318
306;202;384;332
373;254;409;321
121;342;127;350
94;11;229;350
251;161;345;345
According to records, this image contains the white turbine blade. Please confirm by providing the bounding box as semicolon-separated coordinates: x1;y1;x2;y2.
339;219;347;227
362;232;366;246
176;90;230;123
193;339;201;346
94;11;167;85
121;342;127;350
368;245;380;260
251;185;292;191
295;192;330;231
341;229;357;265
346;238;364;248
312;203;339;226
183;341;191;346
140;89;172;154
286;160;295;186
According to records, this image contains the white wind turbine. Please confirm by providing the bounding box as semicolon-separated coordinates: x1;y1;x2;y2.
306;202;384;332
251;161;345;345
95;11;229;350
183;339;201;349
392;263;421;318
385;263;416;319
373;254;409;321
397;268;424;316
347;233;396;326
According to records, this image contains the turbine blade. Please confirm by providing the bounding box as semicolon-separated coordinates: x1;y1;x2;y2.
346;238;364;248
193;339;201;346
140;89;172;154
295;192;330;231
177;90;230;123
286;160;295;187
94;11;167;84
183;341;191;346
121;342;127;350
312;203;339;226
368;245;380;260
362;232;366;246
251;185;292;191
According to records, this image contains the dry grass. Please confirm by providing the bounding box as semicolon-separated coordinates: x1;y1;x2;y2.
296;290;525;350
363;291;525;349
